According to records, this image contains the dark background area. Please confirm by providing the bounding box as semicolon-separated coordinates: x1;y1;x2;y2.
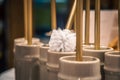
0;0;119;73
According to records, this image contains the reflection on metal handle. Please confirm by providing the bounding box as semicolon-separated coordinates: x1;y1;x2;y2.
66;0;77;30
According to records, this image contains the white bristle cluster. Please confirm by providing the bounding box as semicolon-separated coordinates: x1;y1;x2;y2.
49;29;76;52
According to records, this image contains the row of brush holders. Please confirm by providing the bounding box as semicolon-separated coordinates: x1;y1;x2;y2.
14;38;120;80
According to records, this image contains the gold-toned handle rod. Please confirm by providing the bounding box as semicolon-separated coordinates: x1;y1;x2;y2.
66;0;77;30
24;0;28;40
85;0;90;45
118;0;120;51
27;0;32;45
76;0;83;61
95;0;100;50
51;0;57;30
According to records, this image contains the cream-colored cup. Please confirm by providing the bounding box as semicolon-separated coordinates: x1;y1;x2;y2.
47;50;75;80
83;46;113;63
83;46;113;79
58;56;101;80
13;37;42;53
15;43;40;80
14;37;40;45
104;51;120;80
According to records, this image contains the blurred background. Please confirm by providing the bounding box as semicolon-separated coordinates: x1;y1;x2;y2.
0;0;119;73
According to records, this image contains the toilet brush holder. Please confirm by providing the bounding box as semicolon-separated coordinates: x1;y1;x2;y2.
58;56;101;80
15;43;40;80
46;50;75;80
13;37;41;53
104;51;120;80
83;46;113;80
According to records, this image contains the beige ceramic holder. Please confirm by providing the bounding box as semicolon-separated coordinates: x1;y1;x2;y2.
46;50;75;80
15;43;40;80
83;46;113;80
83;46;113;63
104;51;120;80
14;37;40;45
58;56;101;80
40;44;49;80
14;37;41;52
